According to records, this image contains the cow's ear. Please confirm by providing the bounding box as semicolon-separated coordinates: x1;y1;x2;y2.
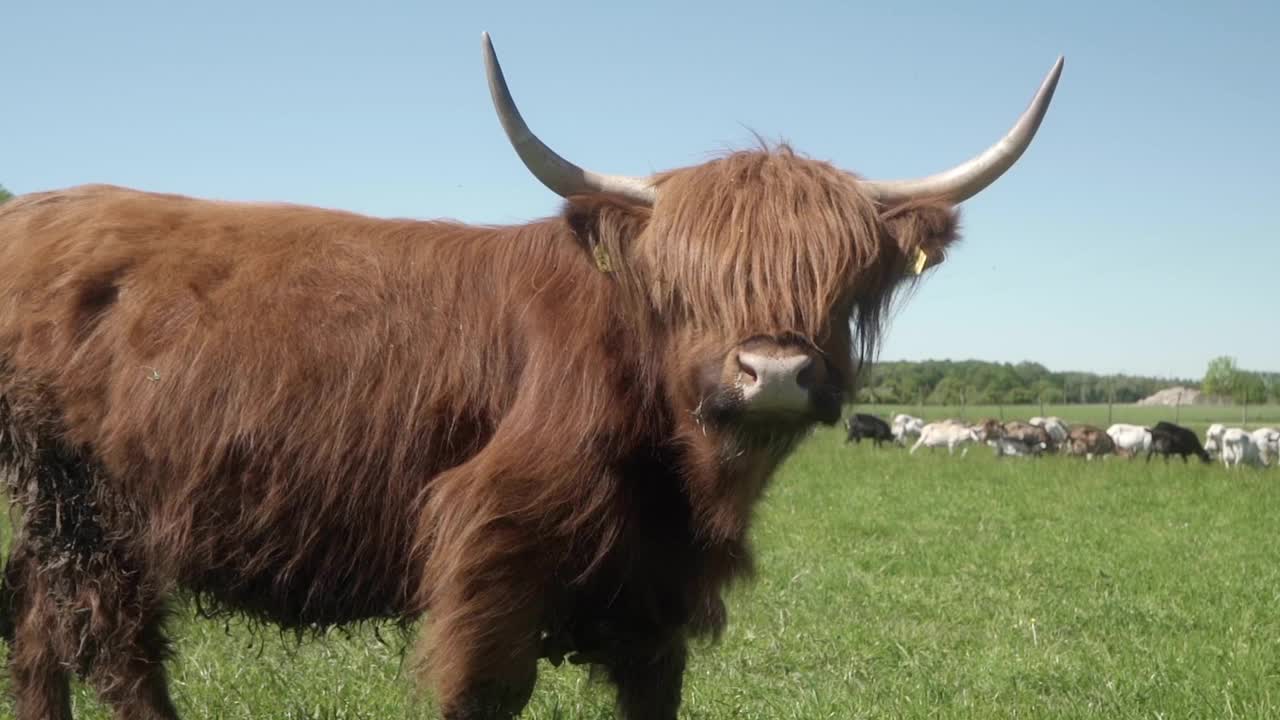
878;198;961;275
562;194;652;273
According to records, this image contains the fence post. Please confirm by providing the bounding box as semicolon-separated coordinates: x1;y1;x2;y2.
1039;394;1045;418
1175;390;1182;424
1243;389;1249;426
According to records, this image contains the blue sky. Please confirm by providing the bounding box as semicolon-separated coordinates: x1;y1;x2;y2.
2;0;1276;379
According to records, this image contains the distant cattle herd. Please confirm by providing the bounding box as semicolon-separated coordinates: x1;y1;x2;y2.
844;413;1280;469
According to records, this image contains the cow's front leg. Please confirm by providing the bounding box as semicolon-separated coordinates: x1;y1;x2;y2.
413;515;546;720
420;577;542;720
602;633;688;720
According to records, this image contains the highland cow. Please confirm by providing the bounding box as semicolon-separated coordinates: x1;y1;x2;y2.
0;33;1063;720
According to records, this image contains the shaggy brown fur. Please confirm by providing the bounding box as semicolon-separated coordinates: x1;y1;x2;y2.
0;145;959;719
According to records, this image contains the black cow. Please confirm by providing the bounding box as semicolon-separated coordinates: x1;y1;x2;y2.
845;413;894;447
1147;421;1211;463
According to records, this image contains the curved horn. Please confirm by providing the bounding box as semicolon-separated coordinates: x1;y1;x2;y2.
482;32;658;204
861;56;1065;205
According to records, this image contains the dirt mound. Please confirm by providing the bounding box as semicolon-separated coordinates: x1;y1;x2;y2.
1135;386;1207;406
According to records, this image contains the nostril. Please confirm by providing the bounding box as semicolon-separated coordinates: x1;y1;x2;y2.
736;354;759;383
795;357;816;388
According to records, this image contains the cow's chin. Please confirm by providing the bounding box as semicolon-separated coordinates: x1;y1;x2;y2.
695;384;843;439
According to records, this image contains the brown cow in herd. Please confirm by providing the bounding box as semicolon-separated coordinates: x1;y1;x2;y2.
1066;424;1116;460
971;418;1054;457
0;33;1063;719
1001;421;1056;454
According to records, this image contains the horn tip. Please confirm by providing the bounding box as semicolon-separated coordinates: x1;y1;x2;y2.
1049;55;1065;80
481;32;499;70
1037;56;1065;104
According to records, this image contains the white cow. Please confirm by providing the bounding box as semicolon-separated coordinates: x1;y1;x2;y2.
891;413;925;446
1107;423;1151;458
1250;427;1279;467
1218;428;1265;469
910;421;981;456
1204;423;1226;458
1030;416;1070;447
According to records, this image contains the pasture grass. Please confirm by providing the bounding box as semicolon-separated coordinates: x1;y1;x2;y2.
2;408;1279;718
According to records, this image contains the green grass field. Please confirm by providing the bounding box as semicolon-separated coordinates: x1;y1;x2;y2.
2;406;1278;718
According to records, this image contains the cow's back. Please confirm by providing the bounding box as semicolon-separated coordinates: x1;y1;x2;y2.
0;184;601;627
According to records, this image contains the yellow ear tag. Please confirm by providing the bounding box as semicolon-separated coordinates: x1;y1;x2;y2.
909;248;929;275
593;243;616;273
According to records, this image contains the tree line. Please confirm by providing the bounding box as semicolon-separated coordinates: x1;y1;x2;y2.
855;357;1279;406
1200;356;1278;405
